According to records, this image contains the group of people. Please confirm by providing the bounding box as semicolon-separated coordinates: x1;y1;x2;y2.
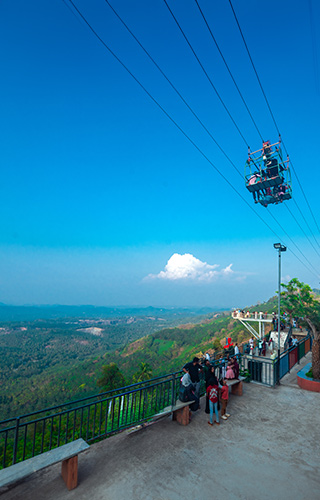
248;142;289;206
179;354;240;427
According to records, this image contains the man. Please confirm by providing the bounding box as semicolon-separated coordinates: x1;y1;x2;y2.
183;357;202;400
234;343;240;356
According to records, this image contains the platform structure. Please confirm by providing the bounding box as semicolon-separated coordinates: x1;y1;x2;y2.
231;311;273;340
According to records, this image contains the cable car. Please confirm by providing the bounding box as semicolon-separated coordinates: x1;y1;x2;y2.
245;138;292;207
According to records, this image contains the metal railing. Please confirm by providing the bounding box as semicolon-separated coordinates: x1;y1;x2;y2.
0;372;182;469
240;334;312;387
0;335;312;470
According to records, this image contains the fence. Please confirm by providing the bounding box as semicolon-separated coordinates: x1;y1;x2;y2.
0;335;312;470
240;334;312;386
0;372;182;470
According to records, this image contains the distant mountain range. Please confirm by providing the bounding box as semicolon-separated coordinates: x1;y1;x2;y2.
0;304;225;322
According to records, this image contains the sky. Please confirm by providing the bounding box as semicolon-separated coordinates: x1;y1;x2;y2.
0;0;319;308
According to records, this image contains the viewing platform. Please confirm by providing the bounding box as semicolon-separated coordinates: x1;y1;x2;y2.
1;354;318;500
232;310;274;340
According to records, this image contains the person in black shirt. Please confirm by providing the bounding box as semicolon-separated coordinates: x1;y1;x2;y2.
183;357;202;400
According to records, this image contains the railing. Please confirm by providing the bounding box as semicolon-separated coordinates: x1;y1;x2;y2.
0;335;312;470
276;335;312;382
241;334;312;387
232;311;274;320
0;372;182;470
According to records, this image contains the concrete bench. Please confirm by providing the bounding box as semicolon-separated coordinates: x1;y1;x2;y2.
226;376;246;396
0;438;89;491
127;400;195;434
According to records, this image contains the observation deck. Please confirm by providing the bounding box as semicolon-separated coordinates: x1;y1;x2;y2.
231;310;273;339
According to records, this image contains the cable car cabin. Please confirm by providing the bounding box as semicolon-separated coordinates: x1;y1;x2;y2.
245;139;292;207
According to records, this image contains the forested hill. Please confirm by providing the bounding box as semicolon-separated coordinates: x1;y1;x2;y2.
1;293;290;419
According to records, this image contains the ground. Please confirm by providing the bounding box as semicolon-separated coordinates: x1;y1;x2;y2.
1;352;319;500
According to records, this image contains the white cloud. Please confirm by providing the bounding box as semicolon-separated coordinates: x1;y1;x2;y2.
146;253;235;282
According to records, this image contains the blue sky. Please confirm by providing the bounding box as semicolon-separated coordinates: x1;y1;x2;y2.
0;0;319;307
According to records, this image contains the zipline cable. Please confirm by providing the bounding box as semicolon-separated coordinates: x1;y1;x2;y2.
193;0;263;142
228;0;320;242
266;208;320;276
162;0;250;148
104;0;320;273
64;0;320;280
104;0;243;181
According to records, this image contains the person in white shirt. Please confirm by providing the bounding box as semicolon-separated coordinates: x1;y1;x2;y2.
234;343;240;355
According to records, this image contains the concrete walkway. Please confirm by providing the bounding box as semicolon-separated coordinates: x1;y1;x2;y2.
1;355;319;500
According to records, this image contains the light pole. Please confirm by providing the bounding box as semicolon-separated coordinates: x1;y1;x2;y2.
273;243;287;357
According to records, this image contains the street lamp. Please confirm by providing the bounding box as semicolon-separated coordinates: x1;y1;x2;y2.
273;243;287;357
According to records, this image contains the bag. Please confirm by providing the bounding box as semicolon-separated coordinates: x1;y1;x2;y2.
179;384;189;402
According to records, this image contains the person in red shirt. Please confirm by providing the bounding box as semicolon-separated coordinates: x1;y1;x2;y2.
220;378;230;420
206;375;220;426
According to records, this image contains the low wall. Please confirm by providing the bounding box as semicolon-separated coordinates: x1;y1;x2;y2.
297;363;320;393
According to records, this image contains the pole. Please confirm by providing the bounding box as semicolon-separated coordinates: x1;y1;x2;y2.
278;248;281;358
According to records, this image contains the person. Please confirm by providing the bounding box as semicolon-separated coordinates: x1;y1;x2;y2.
292;336;298;347
249;337;254;355
268;337;274;353
206;374;220;426
233;356;240;379
183;357;202;400
226;359;235;379
258;339;263;356
234;343;240;355
203;361;213;414
179;370;199;411
220;378;230;420
205;352;211;362
262;339;266;357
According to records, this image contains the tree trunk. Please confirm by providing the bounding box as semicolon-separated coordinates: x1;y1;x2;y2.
312;337;320;380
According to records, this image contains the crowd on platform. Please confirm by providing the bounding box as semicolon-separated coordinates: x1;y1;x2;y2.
179;352;241;426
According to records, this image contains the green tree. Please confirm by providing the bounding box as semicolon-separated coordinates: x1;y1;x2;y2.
97;363;126;392
281;278;320;378
132;362;153;383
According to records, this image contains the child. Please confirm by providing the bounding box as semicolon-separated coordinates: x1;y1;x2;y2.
206;375;220;426
220;378;230;420
225;359;235;379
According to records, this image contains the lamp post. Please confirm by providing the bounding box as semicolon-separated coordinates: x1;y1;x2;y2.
273;243;287;357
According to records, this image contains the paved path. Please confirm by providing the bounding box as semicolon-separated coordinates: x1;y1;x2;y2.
1;355;319;500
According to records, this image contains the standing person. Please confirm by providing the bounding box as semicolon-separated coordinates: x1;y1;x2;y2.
206;374;220;426
226;359;235;379
183;357;202;400
233;356;240;379
258;339;263;356
203;361;213;414
220;379;230;420
262;339;266;357
269;337;274;353
249;337;254;356
234;343;240;356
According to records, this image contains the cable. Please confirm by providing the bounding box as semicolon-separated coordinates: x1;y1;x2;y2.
292;198;320;251
288;202;320;255
64;0;320;280
105;0;320;273
104;0;243;181
162;0;249;148
228;0;320;243
193;0;263;142
267;208;320;277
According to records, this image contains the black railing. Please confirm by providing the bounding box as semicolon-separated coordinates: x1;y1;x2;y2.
0;372;182;469
0;336;312;470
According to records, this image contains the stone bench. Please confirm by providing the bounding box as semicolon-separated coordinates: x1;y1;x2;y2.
127;400;195;434
225;376;246;396
0;438;89;491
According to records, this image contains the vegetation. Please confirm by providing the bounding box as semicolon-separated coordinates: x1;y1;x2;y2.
281;278;320;379
97;363;127;392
